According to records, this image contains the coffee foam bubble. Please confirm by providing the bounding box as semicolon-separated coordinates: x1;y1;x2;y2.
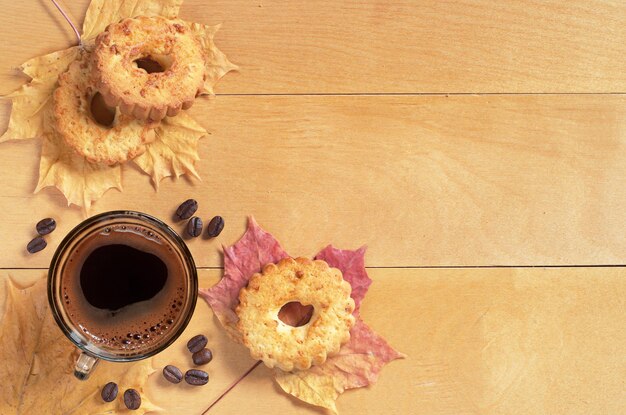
71;293;186;352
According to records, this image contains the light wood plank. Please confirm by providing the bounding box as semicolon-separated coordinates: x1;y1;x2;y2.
211;267;626;415
0;95;625;268
3;267;625;414
0;0;624;94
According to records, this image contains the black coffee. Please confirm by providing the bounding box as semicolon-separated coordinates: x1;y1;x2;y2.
80;244;167;310
61;224;187;355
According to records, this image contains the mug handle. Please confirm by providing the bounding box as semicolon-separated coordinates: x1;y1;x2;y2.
74;352;99;380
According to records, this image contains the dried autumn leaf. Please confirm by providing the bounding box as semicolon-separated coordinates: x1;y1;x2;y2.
199;217;404;413
316;245;372;315
199;216;289;340
2;0;236;208
1;46;122;210
0;276;160;415
82;0;183;41
274;319;406;414
190;23;239;95
279;246;403;413
0;47;79;143
0;277;47;413
132;113;205;188
132;21;238;188
36;130;122;210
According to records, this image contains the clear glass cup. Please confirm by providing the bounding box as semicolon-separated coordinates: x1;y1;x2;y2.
48;211;197;380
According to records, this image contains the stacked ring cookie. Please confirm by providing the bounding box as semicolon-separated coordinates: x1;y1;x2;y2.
92;16;206;121
236;257;355;371
53;54;157;165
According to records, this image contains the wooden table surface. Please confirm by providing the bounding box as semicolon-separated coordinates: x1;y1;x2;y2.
1;1;625;414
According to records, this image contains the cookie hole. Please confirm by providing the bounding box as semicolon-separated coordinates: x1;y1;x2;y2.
278;302;314;327
90;92;115;127
133;55;171;74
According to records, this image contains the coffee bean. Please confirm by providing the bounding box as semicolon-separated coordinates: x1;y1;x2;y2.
36;218;56;235
163;365;183;384
192;348;213;366
100;382;118;402
175;199;198;220
187;334;208;353
207;216;224;237
187;217;203;237
123;389;141;410
27;237;47;254
185;369;209;386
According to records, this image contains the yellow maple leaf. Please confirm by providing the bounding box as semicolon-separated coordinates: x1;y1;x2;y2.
0;47;79;143
190;23;239;95
35;129;123;210
275;369;340;414
134;22;237;188
1;0;236;208
1;47;123;211
82;0;184;42
273;319;406;414
133;112;205;188
0;276;161;415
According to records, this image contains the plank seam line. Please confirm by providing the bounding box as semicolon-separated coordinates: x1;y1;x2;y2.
215;92;626;97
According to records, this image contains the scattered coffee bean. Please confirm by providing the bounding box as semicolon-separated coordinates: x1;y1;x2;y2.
123;389;141;410
207;216;224;237
185;369;209;386
175;199;198;220
187;216;203;237
100;382;118;402
27;236;47;254
36;217;56;235
187;334;208;353
192;348;213;366
163;365;183;384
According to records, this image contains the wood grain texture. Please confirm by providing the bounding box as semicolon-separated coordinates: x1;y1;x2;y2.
0;1;624;414
3;268;625;415
0;95;625;268
0;0;624;94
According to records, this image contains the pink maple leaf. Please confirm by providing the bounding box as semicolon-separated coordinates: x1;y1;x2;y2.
315;245;372;316
199;216;289;339
199;217;404;413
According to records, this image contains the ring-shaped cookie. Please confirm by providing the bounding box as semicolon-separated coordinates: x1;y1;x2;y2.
236;257;355;371
53;54;157;165
92;16;205;121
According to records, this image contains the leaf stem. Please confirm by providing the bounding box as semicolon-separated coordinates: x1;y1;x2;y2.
201;312;313;412
201;360;262;414
50;0;82;47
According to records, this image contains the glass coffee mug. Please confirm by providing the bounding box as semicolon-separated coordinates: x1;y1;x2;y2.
48;211;197;380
